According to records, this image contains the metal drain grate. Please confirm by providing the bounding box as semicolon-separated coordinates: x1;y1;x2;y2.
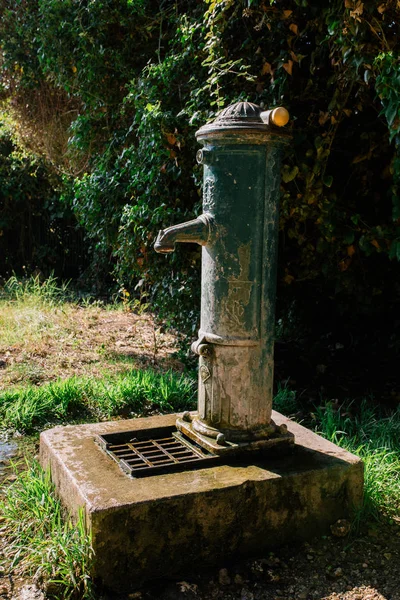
96;426;219;478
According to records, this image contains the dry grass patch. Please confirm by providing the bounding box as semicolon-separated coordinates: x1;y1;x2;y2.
0;276;182;391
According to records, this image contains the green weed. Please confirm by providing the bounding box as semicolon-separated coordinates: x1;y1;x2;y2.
0;369;196;433
273;391;400;523
273;383;298;416
315;400;400;522
0;460;94;599
0;274;74;351
2;273;71;306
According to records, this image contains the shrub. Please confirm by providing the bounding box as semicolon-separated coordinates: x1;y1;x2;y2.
0;0;399;330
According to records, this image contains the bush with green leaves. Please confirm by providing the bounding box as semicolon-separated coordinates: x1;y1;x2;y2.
1;0;399;329
0;121;86;278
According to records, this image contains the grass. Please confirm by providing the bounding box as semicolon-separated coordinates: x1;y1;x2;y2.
273;384;400;524
0;460;94;599
0;369;197;433
273;382;298;416
314;399;400;523
1;273;72;305
0;274;70;350
0;275;195;597
0;274;181;390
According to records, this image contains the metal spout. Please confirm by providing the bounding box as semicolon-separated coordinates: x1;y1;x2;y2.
154;214;212;254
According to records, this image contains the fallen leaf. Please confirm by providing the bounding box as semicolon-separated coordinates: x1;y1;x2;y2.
283;60;293;75
319;111;330;125
283;9;293;18
350;1;364;20
261;61;272;75
166;133;177;146
347;245;356;257
289;23;298;35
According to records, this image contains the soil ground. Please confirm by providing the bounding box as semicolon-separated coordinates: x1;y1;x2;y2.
0;306;399;600
142;522;400;600
0;306;183;391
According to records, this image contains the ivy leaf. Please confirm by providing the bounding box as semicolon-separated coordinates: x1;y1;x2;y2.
282;165;299;183
385;101;398;127
343;230;355;244
389;240;400;260
323;175;333;188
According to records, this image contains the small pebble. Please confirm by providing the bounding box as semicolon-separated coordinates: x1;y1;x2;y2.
330;519;351;537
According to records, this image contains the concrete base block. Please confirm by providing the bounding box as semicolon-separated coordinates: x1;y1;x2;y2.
40;412;363;594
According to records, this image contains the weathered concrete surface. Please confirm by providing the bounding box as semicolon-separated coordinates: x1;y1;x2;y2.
40;412;363;593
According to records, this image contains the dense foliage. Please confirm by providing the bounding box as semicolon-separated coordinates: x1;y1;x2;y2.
0;0;399;330
0;121;86;277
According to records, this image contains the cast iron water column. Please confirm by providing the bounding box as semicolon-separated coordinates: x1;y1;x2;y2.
155;101;293;454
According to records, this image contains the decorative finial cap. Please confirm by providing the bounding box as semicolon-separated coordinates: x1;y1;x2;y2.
196;101;290;140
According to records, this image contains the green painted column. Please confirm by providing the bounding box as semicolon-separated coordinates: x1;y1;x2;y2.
155;102;290;448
